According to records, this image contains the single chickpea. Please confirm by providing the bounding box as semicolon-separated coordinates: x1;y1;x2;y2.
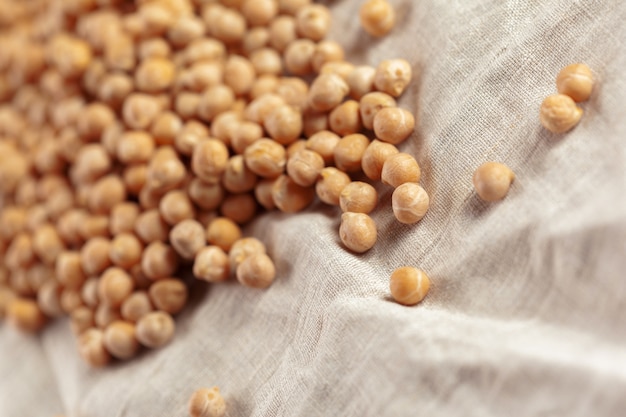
78;328;111;367
286;149;325;187
296;4;331;41
48;34;93;79
242;0;278;26
103;34;135;72
9;269;34;297
339;212;377;253
373;107;415;144
211;111;242;144
223;55;256;96
539;94;583;133
244;93;285;125
70;306;95;335
206;5;247;45
271;174;316;213
141;242;180;280
188;179;225;211
360;0;396;37
147;146;187;193
220;193;258;224
269;15;297;52
88;174;127;215
72;144;112;183
56;251;87;289
32;224;65;265
286;139;308;158
103;320;140;360
193;246;230;283
151;111;182;146
206;217;242;252
359;91;396;130
176;121;210;156
229;237;266;272
175;92;201;120
381;153;421;188
333;133;370;173
122;93;162;130
188;387;226;417
222;155;258;193
0;207;27;242
109;202;140;236
121;291;154;322
110;233;143;269
390;266;430;306
80;237;112;276
37;280;63;318
329;100;362;136
198;85;236;122
265;105;303;145
159;190;196;226
138;38;172;61
101;121;124;158
243;138;287;178
319;61;355;81
254;179;277;210
472;162;515;202
149;278;188;314
250;74;280;99
374;59;412;97
77;102;115;141
556;63;593;102
168;15;205;48
116;130;156;164
392;183;430;224
192;139;230;184
284;39;316;76
182;38;226;65
82;277;100;308
278;0;311;15
315;167;351;205
94;304;122;329
98;267;135;307
231;121;264;154
250;48;283;76
243;27;270;54
308;73;349;112
170;219;206;261
7;298;46;332
237;253;276;289
136;311;176;348
361;139;399;181
98;72;134;109
139;185;166;211
135;210;171;244
275;77;309;110
79;215;111;240
340;182;378;214
311;41;345;73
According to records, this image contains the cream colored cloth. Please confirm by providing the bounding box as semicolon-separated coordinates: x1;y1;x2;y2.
2;1;626;416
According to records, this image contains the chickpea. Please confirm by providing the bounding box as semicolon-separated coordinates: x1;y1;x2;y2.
175;92;201;120
381;153;421;188
0;207;27;242
242;0;278;26
121;93;162;130
70;306;95;335
333;133;370;173
170;219;206;261
237;253;276;289
539;94;583;133
121;291;154;323
81;237;112;276
359;91;396;130
275;77;309;110
194;246;230;283
98;267;134;308
192;139;230;184
243;138;287;178
250;74;280;99
265;105;303;145
296;4;331;41
329;100;362;136
103;320;140;360
159;190;196;226
135;210;171;244
556;63;593;102
72;144;112;183
37;280;64;318
361;139;399;181
308;73;349;112
141;241;180;280
7;296;46;332
32;223;65;265
390;267;430;306
138;38;172;61
222;155;258;193
319;61;355;81
284;39;316;76
229;237;266;272
116;130;156;164
373;107;415;144
56;251;87;289
472;162;515;202
245;93;285;125
243;27;270;54
392;183;430;224
136;311;176;348
347;65;376;100
223;55;256;96
220;193;258;224
79;215;110;240
211;111;242;144
206;5;247;45
168;15;205;48
311;41;345;73
94;304;122;329
109;202;140;236
269;15;297;52
110;233;143;269
340;182;378;214
151;111;182;146
272;174;316;213
286;139;308;158
78;328;111;367
198;85;235;122
231;121;264;154
360;0;396;37
149;278;188;314
339;212;377;253
287;149;325;187
147;146;187;193
315;167;351;206
176;121;210;156
88;174;127;215
98;72;134;108
254;179;277;210
5;233;34;270
188;387;226;417
374;59;412;97
82;277;100;308
77;102;115;141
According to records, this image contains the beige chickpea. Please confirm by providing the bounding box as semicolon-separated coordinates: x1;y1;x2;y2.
168;15;205;48
392;183;430;224
220;193;257;224
139;185;165;211
94;303;122;329
137;38;172;61
250;74;280;99
243;27;270;54
88;174;127;215
198;85;235;122
109;202;140;236
188;387;226;417
539;94;583;133
295;4;331;41
142;241;179;280
390;266;430;306
243;138;287;178
116;130;155;164
381;153;421;188
100;122;123;158
78;328;111;367
82;277;100;308
188;179;225;211
285;139;309;159
374;59;412;97
151;111;182;146
231;121;264;154
6;298;46;332
159;190;196;226
0;207;27;242
315;167;351;205
206;217;242;252
149;278;188;314
244;93;285;125
242;0;278;26
193;246;230;283
334;133;370;173
347;65;376;100
339;212;377;253
98;72;134;109
136;311;176;348
146;146;186;193
121;291;154;322
122;93;162;130
556;63;593;102
183;38;226;65
9;269;34;298
329;100;362;136
319;61;355;81
255;179;277;210
373;107;415;144
472;162;515;202
206;5;247;45
48;34;93;79
56;251;87;289
72;144;112;184
37;280;63;318
278;0;311;15
286;149;325;187
250;48;283;76
340;182;378;214
170;219;206;260
269;15;297;52
275;77;309;110
77;102;115;141
265;105;303;145
135;210;171;244
222;155;258;193
224;55;256;96
271;174;316;213
71;306;95;335
103;320;139;360
103;34;135;72
32;224;65;265
360;0;396;37
81;237;112;276
110;233;143;269
237;253;276;289
229;237;266;272
284;39;316;76
311;41;345;73
361;139;399;181
98;267;134;307
359;91;396;130
192;139;230;184
174;92;201;120
176;121;210;156
79;215;111;240
308;73;349;112
25;206;48;235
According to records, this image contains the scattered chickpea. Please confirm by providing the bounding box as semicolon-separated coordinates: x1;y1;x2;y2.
81;277;100;308
56;251;87;289
250;74;280;99
78;328;111;367
103;320;140;360
242;0;278;27
230;121;264;154
381;153;421;188
135;210;171;244
168;16;205;48
229;237;267;272
147;146;187;193
110;233;144;269
272;174;316;213
237;253;276;289
220;193;258;224
359;91;396;130
287;149;325;187
192;139;230;184
98;267;135;308
170;219;207;261
122;93;162;130
121;291;154;323
306;130;340;164
194;246;230;283
392;183;430;224
340;182;378;214
315;167;351;206
311;40;345;73
79;215;111;240
87;174;127;215
472;162;515;202
245;93;285;125
37;280;64;318
109;202;140;236
6;298;46;332
373;107;415;144
136;311;176;348
32;223;65;265
556;63;593;102
198;85;236;122
243;27;270;54
151;111;182;146
94;303;122;329
296;4;331;41
254;179;277;210
361;139;399;181
360;0;396;37
308;73;349;112
539;94;583;133
70;306;95;335
329;100;362;136
269;15;297;52
333;133;370;173
81;237;112;276
265;105;303;145
243;138;287;178
141;242;180;280
149;278;188;315
223;55;256;96
390;266;430;306
284;39;316;76
188;387;226;417
206;6;247;45
60;287;85;314
339;212;377;253
159;190;196;226
374;59;412;97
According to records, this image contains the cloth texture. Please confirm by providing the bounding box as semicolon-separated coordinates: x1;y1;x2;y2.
2;0;626;416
